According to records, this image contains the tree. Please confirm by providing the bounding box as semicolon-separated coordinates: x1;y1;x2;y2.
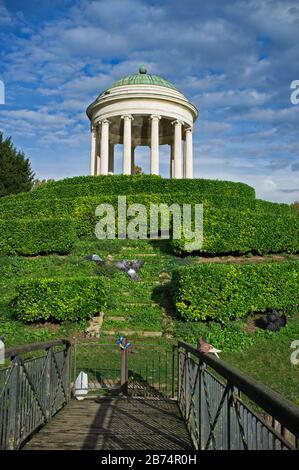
292;201;299;216
0;132;35;197
31;178;55;191
132;164;144;175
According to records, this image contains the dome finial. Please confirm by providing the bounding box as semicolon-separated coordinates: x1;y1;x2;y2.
139;64;147;74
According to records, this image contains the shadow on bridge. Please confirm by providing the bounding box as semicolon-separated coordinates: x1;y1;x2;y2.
24;397;193;450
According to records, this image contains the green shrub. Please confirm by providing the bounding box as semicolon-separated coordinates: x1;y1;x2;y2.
0;218;76;255
0;176;296;256
171;261;299;323
0;197;71;219
0;193;293;223
0;192;256;237
12;277;107;322
174;320;255;352
27;175;256;199
172;207;299;255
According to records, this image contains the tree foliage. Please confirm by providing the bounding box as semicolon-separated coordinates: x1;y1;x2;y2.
0;132;35;197
292;201;299;216
133;164;144;175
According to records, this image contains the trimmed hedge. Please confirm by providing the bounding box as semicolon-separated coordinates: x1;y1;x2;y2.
171;261;299;323
0;192;256;238
172;207;299;255
0;193;294;222
0;218;76;255
12;277;107;322
31;175;256;199
0;175;296;256
0;191;295;240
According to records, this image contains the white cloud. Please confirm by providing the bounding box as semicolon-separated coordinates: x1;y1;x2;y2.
0;0;298;202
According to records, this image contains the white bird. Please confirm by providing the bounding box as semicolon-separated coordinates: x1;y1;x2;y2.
113;259;144;281
85;254;104;265
198;337;222;359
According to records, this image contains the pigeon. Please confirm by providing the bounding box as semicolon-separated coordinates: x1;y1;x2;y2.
130;260;144;271
198;337;222;359
113;259;144;282
84;254;144;281
85;254;104;265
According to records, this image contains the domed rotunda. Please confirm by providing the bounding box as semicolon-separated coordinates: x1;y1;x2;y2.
86;66;198;178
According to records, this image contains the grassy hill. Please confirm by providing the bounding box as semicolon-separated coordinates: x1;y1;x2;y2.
0;175;298;403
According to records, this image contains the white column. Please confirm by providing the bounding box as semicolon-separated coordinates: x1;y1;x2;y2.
172;120;183;178
96;125;101;175
108;143;114;173
150;115;161;175
100;119;109;175
122;115;133;175
185;127;193;178
89;126;97;176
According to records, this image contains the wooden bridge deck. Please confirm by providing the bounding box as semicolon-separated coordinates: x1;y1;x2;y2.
24;397;193;450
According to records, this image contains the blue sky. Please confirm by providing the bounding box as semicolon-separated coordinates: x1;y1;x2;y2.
0;0;298;202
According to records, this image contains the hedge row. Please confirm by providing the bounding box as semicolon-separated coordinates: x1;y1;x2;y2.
171;261;299;323
0;200;297;256
31;175;256;199
0;193;294;222
0;218;76;255
12;277;107;322
0;192;252;237
171;207;299;255
0;192;295;242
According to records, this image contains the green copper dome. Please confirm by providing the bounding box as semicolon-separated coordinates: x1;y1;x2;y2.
108;66;178;91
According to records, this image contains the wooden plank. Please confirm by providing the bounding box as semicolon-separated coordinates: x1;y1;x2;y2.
24;398;193;450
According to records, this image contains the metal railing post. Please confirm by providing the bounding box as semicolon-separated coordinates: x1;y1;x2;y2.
171;345;175;399
72;337;77;397
7;355;20;450
227;382;233;450
63;341;71;402
198;359;204;450
45;348;51;421
120;348;129;396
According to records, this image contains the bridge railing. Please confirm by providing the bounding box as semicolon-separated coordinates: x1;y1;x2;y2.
177;341;299;450
0;339;71;450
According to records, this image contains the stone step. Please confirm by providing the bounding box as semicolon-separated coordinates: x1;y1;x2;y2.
103;329;163;338
105;316;126;321
110;302;159;307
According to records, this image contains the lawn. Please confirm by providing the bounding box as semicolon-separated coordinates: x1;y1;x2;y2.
0;237;298;405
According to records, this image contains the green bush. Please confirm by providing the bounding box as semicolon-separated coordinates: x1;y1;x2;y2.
172;207;299;255
28;175;256;199
171;261;299;323
0;176;296;256
0;192;256;237
12;277;107;322
174;320;256;352
0;218;76;255
0;193;294;223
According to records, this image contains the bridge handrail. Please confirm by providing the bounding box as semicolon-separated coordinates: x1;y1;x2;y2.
178;340;299;436
177;341;299;449
4;338;71;359
0;338;71;450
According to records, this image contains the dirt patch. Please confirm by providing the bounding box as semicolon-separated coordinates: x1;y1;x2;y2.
25;255;67;260
28;322;60;332
245;317;259;333
195;254;299;264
